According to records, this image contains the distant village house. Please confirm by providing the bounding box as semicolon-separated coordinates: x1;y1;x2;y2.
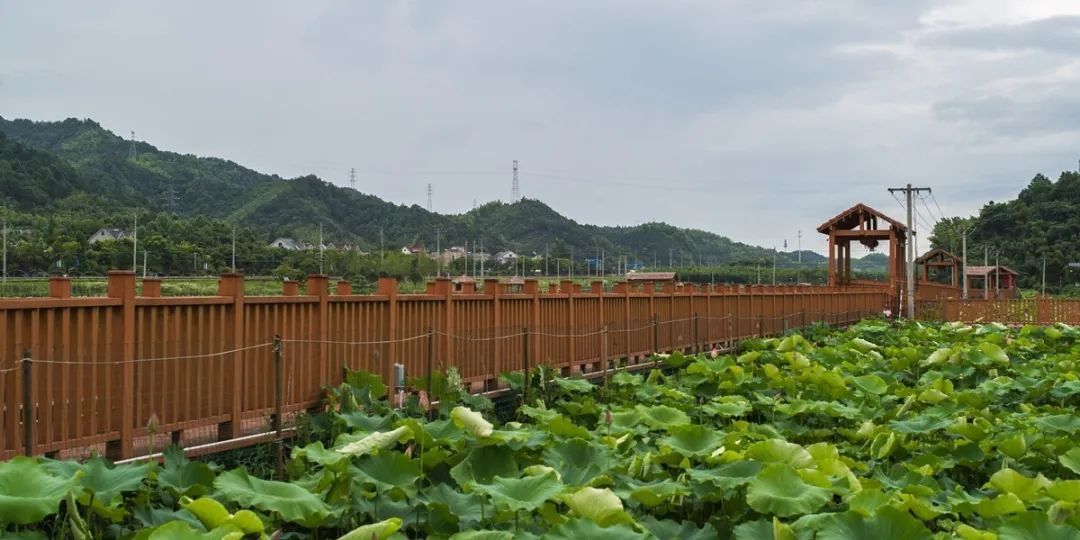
88;228;132;245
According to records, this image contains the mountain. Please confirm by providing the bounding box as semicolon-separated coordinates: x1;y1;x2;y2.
930;171;1080;294
0;115;828;268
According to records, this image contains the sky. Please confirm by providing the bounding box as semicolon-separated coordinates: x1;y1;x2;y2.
3;1;1080;255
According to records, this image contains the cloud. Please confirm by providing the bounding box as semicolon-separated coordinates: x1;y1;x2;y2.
1;0;1080;251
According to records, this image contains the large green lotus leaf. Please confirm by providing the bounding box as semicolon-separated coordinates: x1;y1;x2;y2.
0;532;48;540
180;497;263;535
889;414;952;433
338;517;403;540
987;469;1051;502
640;516;719;540
849;337;878;352
976;493;1027;518
546;518;650;540
997;511;1080;540
0;456;80;525
1035;415;1080;434
808;507;932;540
469;472;564;512
1060;448;1080;475
634;404;690;430
450;445;519;486
977;341;1009;363
1049;480;1080;502
292;441;350;470
158;445;216;498
686;460;762;491
562;487;634;527
922;348;952;366
424;482;486;526
336;412;393;432
448;532;515;540
543;440;611;486
135;521;245;540
336;425;412;456
214;469;330;527
702;399;752;418
352;451;420;494
451;406;495;438
73;457;148;505
746;439;815;469
628;479;692;507
847;489;891;516
733;518;797;540
853;374;888;395
546;415;591;439
746;464;830;517
660;425;724;457
553;377;594;393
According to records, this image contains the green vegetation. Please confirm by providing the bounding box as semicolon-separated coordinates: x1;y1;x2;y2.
0;116;823;278
931;171;1080;295
4;321;1080;538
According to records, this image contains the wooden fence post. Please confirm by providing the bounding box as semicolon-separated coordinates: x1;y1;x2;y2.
218;273;245;440
106;270;136;460
378;277;398;386
22;349;32;456
273;335;284;480
307;274;330;389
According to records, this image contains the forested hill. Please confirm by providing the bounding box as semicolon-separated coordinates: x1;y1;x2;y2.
0;115;823;266
930;171;1080;292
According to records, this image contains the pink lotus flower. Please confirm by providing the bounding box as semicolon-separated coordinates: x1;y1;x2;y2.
710;347;719;358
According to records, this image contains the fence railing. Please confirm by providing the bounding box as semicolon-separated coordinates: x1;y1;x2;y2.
918;297;1080;325
0;271;888;460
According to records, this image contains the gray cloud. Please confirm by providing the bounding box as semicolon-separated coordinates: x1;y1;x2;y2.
1;0;1079;250
920;15;1080;54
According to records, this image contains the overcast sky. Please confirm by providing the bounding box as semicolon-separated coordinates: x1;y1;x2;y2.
3;1;1080;254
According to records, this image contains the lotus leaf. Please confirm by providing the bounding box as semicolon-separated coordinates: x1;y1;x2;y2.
746;464;831;517
469;471;564;512
338;517;403;540
562;487;634;527
0;456;80;525
451;406;495;437
214;469;330;527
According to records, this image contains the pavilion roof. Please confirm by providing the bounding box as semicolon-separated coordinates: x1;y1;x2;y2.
817;203;907;234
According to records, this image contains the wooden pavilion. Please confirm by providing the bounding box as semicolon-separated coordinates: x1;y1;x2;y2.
817;203;907;293
916;248;961;287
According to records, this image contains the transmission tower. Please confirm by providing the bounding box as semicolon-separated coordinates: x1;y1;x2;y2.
160;184;178;213
128;131;137;159
349;168;357;190
427;183;433;212
511;160;520;200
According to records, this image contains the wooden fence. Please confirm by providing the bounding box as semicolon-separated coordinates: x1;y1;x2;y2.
0;271;888;460
919;297;1080;325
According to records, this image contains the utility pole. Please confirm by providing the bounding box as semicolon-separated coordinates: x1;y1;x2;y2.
570;246;574;279
669;248;673;268
480;238;485;278
132;214;138;273
962;230;968;299
545;243;549;276
380;227;384;264
512;160;520;201
797;230;802;284
436;228;441;277
887;184;931;319
142;250;148;278
231;226;237;273
984;246;987;266
772;247;777;285
1042;256;1047;297
2;206;6;292
319;223;324;275
995;251;1000;299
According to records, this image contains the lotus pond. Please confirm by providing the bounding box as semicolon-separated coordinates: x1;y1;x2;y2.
4;320;1080;539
